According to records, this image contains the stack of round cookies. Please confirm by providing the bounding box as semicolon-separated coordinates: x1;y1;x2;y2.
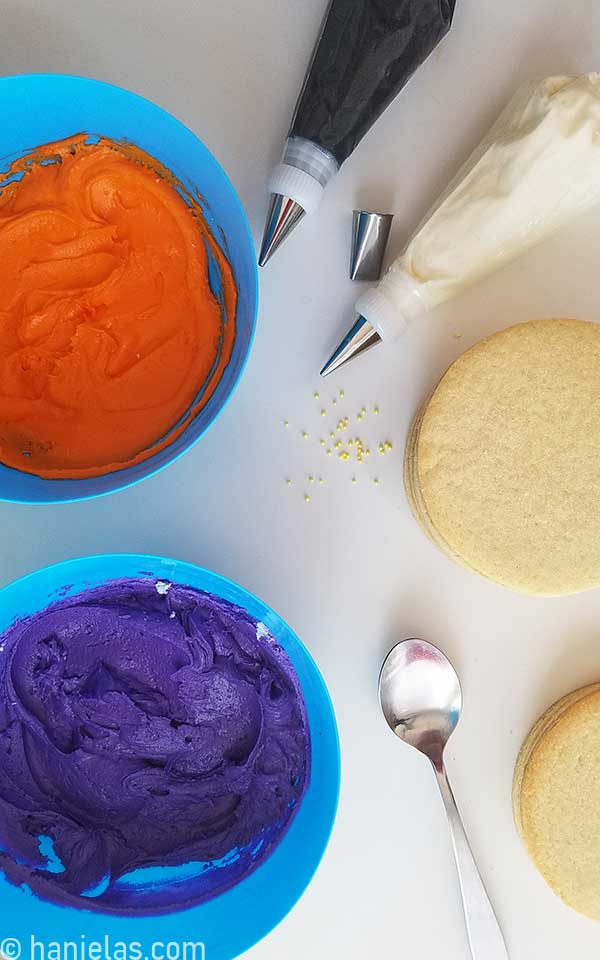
405;318;600;595
514;685;600;920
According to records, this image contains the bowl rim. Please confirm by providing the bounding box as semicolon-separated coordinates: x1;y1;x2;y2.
0;73;259;505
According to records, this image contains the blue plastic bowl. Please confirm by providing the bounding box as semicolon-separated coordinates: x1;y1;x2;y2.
0;554;340;959
0;75;258;504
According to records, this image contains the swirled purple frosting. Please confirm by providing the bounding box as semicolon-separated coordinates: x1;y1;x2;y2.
0;578;310;914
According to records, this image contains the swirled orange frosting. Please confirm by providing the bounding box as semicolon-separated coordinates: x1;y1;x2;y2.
0;134;237;479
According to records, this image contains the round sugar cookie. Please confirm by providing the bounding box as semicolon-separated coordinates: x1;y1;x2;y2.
406;318;600;595
514;685;600;920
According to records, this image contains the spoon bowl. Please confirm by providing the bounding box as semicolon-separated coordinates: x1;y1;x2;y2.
379;637;462;764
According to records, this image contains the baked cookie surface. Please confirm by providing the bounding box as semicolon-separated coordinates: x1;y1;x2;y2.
406;318;600;595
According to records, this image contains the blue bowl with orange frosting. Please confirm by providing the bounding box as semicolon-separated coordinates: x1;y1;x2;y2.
0;74;257;503
0;554;340;959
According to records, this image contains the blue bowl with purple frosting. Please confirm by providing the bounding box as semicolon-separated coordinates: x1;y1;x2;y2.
0;555;340;959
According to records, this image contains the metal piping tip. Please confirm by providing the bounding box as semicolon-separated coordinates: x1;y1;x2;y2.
350;210;393;282
320;316;382;377
258;194;305;266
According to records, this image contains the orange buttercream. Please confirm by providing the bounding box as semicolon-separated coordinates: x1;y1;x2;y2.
0;134;237;479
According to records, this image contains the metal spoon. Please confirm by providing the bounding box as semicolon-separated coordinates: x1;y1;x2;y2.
379;638;508;959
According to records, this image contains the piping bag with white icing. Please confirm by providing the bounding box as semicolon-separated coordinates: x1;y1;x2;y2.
321;74;600;376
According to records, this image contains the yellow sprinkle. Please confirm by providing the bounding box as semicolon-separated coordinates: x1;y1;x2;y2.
304;494;311;503
366;449;371;457
385;441;393;451
320;439;326;446
332;398;337;405
357;454;363;463
314;392;320;400
308;476;315;484
321;409;327;417
330;431;335;439
361;407;366;414
373;477;380;485
286;478;292;486
348;439;354;447
284;420;289;427
302;431;309;439
357;413;363;422
338;451;350;460
339;389;345;398
319;477;325;484
326;449;332;455
374;406;379;415
334;440;342;449
352;477;357;484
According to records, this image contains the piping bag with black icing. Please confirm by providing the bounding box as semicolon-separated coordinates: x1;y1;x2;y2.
259;0;457;266
322;73;600;376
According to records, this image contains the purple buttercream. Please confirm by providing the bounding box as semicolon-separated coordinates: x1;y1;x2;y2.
0;578;310;914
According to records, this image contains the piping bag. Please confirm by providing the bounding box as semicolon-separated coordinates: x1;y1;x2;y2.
321;74;600;376
259;0;457;266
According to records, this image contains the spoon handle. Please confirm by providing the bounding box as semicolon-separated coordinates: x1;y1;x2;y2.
433;762;508;960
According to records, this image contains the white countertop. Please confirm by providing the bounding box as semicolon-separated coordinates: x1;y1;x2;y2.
3;0;600;956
